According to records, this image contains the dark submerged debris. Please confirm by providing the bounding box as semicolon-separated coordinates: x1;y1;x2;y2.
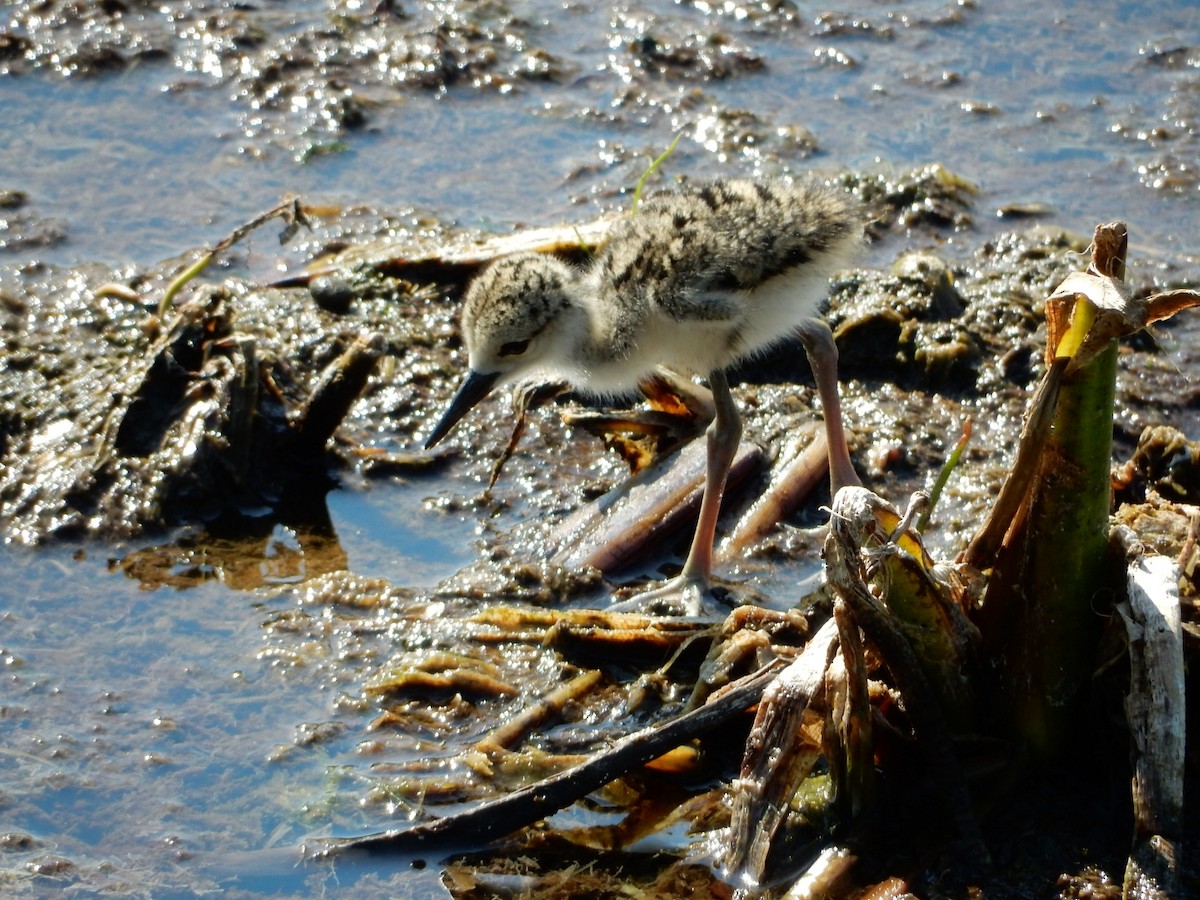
617;23;764;82
306;661;782;859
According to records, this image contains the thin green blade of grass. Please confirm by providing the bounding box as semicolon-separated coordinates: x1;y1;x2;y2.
630;132;684;215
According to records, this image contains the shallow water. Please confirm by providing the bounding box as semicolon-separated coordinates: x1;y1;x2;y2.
0;67;596;270
2;1;1198;271
2;0;1199;895
0;530;465;895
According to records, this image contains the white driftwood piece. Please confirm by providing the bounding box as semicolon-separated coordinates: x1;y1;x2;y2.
1114;527;1185;899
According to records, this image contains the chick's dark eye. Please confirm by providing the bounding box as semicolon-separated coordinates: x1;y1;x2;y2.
499;338;531;357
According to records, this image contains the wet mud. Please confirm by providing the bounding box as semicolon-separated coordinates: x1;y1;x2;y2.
2;0;1200;897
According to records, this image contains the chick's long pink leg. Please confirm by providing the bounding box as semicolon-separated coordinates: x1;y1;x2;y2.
677;368;742;589
796;318;860;493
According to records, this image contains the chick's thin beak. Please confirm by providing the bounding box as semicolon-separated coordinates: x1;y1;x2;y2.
424;369;501;449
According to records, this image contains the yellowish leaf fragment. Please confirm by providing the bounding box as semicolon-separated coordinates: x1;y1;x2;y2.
1055;296;1096;361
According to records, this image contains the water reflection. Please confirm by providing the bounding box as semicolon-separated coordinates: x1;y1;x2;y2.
115;506;348;592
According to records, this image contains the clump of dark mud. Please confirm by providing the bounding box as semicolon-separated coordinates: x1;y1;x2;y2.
0;238;429;542
0;189;66;252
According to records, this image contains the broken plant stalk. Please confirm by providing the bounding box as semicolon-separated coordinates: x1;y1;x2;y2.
975;223;1126;757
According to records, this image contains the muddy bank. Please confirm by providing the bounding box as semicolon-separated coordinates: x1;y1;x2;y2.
4;160;1199;900
0;169;1020;547
2;167;1195;558
4;1;1200;896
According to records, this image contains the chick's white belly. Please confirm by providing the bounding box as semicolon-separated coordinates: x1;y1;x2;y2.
730;268;831;353
553;264;835;397
568;316;741;396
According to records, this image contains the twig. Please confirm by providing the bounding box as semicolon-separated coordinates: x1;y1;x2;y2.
291;332;384;457
475;669;605;754
157;197;307;318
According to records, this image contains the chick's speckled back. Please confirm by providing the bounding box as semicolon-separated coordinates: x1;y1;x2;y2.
583;178;861;369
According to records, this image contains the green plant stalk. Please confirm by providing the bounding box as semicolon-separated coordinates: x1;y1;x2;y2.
974;223;1129;759
917;417;971;533
990;339;1117;758
878;544;979;732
